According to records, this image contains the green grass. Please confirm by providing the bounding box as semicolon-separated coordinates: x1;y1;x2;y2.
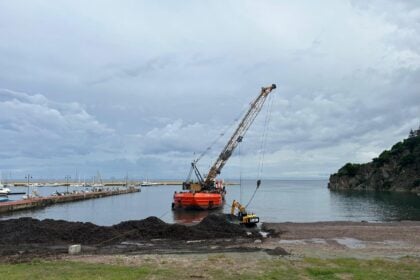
0;261;169;280
0;257;419;280
302;258;420;280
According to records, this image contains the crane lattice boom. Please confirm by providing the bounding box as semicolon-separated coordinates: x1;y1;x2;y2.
204;84;276;186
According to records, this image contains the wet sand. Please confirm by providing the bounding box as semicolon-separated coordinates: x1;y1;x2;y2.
262;221;420;242
260;221;420;259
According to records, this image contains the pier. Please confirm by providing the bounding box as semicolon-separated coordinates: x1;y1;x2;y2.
10;181;184;187
0;187;140;214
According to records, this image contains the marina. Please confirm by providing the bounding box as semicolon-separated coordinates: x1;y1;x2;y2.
8;180;182;187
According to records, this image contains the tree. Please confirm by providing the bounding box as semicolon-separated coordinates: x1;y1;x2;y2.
409;129;416;138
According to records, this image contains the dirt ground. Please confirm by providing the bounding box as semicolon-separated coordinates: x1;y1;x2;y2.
260;221;420;259
58;220;420;274
1;218;420;263
262;221;420;242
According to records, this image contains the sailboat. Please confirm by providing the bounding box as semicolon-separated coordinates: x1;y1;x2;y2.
0;180;10;202
91;171;104;188
0;184;11;195
140;177;158;186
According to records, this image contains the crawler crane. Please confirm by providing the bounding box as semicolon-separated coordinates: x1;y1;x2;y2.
172;84;276;210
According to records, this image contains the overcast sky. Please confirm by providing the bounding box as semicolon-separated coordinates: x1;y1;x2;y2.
0;0;419;180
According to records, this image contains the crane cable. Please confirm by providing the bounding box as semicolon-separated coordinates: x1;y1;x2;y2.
245;92;275;208
239;142;243;203
194;105;249;164
186;104;249;182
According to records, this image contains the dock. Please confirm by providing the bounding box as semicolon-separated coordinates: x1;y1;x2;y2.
0;187;140;214
8;180;239;187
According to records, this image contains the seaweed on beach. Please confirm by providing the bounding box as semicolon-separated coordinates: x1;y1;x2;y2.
0;214;248;245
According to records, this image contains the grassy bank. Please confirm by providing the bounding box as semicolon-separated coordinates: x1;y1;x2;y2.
1;256;419;280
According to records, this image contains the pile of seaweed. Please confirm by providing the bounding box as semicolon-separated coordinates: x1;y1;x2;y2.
0;214;248;245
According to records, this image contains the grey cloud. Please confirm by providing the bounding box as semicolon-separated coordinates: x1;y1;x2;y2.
0;89;115;160
87;55;177;86
0;1;419;179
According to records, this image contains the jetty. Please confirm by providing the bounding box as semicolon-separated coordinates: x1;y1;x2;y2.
8;180;238;187
0;187;139;214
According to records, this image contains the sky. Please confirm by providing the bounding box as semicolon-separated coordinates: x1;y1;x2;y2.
0;0;419;180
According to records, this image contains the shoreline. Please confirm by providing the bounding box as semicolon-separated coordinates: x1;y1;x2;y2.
0;218;419;261
1;218;419;279
260;220;420;259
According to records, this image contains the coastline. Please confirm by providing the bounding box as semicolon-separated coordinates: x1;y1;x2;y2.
1;219;419;260
1;219;419;279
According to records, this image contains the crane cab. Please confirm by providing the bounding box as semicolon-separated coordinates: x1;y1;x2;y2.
182;182;203;192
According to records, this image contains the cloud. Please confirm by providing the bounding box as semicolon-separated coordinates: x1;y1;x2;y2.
0;1;419;179
0;89;114;160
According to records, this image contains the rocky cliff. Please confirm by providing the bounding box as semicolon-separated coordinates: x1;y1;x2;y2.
328;129;420;192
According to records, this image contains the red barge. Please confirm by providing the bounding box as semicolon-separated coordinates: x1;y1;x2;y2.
173;179;226;210
172;84;276;211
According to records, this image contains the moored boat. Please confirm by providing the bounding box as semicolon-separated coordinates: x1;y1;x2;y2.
0;186;11;195
141;181;159;187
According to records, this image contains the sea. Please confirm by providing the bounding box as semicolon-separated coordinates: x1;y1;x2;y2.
1;179;420;225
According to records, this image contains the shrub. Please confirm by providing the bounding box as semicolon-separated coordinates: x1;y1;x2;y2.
403;136;420;152
379;150;391;160
399;154;415;167
338;163;361;177
391;142;404;155
373;150;391;166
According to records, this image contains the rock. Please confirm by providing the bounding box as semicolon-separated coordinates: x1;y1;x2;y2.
68;244;81;255
329;131;420;192
265;247;290;256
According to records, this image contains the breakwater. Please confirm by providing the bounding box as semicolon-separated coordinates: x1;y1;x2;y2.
0;187;139;214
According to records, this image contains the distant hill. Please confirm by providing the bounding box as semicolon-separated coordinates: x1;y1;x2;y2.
328;128;420;193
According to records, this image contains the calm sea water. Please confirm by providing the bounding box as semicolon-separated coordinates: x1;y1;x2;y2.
1;180;420;225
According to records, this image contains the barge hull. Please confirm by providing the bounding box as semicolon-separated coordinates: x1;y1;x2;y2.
172;192;224;210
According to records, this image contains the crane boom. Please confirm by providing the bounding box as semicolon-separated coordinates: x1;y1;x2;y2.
204;84;276;186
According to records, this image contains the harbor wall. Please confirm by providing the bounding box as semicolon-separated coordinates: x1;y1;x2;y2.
0;187;139;214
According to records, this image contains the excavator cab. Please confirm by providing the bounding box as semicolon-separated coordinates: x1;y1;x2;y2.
239;212;259;226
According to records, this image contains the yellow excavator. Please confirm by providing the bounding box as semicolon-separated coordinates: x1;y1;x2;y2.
231;200;259;226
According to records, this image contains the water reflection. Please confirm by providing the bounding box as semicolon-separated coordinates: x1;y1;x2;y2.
329;190;420;221
172;209;223;224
